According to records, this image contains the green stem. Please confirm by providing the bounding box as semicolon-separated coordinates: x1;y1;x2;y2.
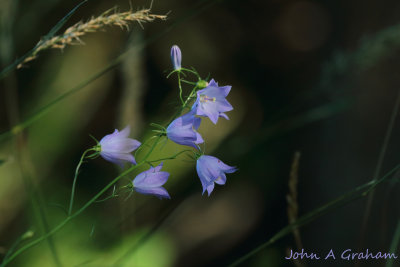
228;163;400;267
181;79;197;85
166;69;180;79
68;148;95;216
178;72;184;105
134;136;157;159
146;150;193;163
182;85;198;109
180;67;199;76
150;123;166;130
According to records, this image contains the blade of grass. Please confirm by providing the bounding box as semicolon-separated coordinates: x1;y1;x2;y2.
45;0;88;39
358;88;400;250
385;219;400;267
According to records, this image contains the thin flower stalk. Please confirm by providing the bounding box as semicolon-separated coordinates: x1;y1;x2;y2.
68;147;98;216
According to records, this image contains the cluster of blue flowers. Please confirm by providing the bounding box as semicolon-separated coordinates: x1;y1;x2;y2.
98;45;237;198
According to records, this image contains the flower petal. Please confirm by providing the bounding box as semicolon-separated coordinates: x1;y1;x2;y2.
219;162;237;173
135;187;171;199
133;171;170;188
199;155;223;178
101;151;136;165
101;138;141;153
195;131;204;145
219;113;230;120
206;183;215;196
218;99;233;113
193;116;201;130
100;153;125;168
152;162;164;172
118;125;131;138
220;85;232;97
196;161;213;193
208;79;218;87
200;102;219;124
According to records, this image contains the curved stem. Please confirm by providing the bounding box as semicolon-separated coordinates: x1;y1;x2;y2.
68;148;95;216
146;150;193;163
182;85;198;109
150;123;166;130
178;72;184;105
181;79;197;85
180;67;199;76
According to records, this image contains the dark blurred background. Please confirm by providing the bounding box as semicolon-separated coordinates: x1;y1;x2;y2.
2;0;400;266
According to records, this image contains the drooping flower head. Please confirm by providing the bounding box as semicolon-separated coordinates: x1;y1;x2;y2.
132;163;170;199
196;155;237;196
170;45;182;70
166;111;203;148
191;79;233;124
99;126;141;167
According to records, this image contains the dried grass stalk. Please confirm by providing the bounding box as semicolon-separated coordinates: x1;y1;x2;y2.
286;151;303;249
286;151;306;267
18;8;167;68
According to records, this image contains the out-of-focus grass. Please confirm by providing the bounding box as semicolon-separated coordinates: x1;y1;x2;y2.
0;32;118;232
18;222;176;267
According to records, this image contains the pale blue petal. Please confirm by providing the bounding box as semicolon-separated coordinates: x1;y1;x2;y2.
101;152;136;165
133;171;169;188
220;85;232;97
153;162;164;172
195;131;204;145
219;113;229;120
100;153;124;168
206;183;215;196
101;138;141;153
135;187;170;199
118;125;131;138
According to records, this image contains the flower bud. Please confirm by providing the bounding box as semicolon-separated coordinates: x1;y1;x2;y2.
196;80;208;89
170;45;182;70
